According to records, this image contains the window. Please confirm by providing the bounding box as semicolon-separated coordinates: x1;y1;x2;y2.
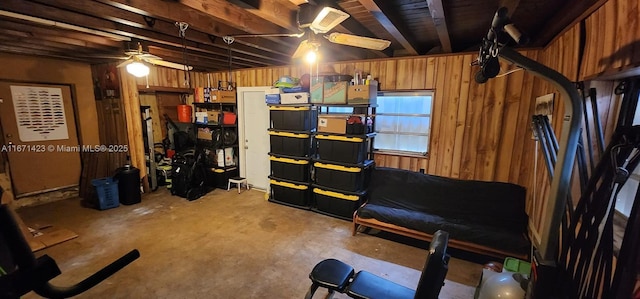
374;91;433;155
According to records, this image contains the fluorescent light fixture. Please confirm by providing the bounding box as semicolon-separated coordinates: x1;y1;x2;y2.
126;61;150;77
310;7;349;34
325;33;391;50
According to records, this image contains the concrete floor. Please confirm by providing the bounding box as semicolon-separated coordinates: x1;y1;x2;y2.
17;187;484;298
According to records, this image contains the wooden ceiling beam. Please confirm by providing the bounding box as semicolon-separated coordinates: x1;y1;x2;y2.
179;0;290;35
97;0;303;60
30;0;294;62
0;23;121;52
0;34;106;55
355;0;418;55
426;0;452;53
1;0;286;68
0;19;123;48
0;33;112;54
0;44;101;63
229;0;299;31
146;45;260;69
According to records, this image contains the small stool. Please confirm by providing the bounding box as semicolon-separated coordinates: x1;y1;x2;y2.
227;177;249;194
305;259;355;299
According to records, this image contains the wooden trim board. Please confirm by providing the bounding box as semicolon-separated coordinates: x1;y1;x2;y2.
353;212;529;260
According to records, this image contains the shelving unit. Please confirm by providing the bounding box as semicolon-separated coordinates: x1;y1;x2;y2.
192;100;239;189
311;103;376;220
264;79;378;219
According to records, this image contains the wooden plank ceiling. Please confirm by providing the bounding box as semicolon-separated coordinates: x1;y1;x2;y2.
0;0;603;72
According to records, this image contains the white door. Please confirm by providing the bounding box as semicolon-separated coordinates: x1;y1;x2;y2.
237;87;271;190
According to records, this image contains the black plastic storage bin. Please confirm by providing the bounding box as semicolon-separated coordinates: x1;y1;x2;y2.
270;153;311;182
269;177;311;208
315;134;368;163
313;160;374;192
269;105;318;131
269;130;313;157
206;167;239;189
312;185;367;220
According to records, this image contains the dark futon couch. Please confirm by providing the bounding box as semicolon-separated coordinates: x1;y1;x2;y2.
353;167;530;259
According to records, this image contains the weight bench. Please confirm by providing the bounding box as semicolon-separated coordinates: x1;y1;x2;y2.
304;230;450;299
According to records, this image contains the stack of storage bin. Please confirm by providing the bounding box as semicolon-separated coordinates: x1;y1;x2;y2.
311;105;376;220
312;133;374;220
268;104;317;209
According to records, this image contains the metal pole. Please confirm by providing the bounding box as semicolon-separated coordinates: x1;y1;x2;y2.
499;47;583;263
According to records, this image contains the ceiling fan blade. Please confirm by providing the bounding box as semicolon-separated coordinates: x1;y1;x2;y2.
310;7;349;34
138;53;162;60
325;33;391;50
116;58;134;68
145;58;193;71
291;40;319;59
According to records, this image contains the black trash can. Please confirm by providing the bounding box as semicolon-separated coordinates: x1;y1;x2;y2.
114;165;141;205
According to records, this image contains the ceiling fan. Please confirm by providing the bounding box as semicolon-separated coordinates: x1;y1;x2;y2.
113;42;193;77
228;3;391;59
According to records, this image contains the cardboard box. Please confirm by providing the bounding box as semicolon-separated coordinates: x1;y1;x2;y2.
310;77;324;104
281;92;309;104
209;90;236;103
197;128;212;140
323;81;348;104
207;110;222;124
347;81;378;105
318;114;348;134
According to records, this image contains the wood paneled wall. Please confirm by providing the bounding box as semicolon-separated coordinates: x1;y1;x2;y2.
580;0;640;80
128;1;636;239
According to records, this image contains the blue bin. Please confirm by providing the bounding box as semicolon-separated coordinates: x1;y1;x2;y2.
92;177;120;210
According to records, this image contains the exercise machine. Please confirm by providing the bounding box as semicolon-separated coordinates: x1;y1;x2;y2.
304;230;450;299
0;202;139;298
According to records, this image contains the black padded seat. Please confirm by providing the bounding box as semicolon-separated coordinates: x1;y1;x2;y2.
305;259;355;299
347;271;415;299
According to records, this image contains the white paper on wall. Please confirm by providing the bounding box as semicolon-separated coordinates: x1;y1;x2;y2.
10;86;69;142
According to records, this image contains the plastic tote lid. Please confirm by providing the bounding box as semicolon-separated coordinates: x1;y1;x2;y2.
274;76;299;88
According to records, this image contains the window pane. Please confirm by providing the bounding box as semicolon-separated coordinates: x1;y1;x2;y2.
396;135;428;153
373;91;433;154
327;107;352;114
397;116;430;134
374;115;398;132
374;133;397;151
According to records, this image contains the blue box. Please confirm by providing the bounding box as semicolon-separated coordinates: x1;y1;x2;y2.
92;177;120;210
266;94;280;104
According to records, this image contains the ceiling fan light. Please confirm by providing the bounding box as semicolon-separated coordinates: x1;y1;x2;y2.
126;61;150;77
325;33;391;50
310;7;349;34
304;50;317;64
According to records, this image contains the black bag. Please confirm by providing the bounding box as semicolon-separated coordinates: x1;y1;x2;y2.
171;150;208;200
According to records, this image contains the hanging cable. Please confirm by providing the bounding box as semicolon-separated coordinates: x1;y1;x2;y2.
176;22;190;88
223;36;235;90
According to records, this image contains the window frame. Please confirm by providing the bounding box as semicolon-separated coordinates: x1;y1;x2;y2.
373;90;434;156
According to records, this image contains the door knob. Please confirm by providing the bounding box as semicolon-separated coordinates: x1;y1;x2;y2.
6;133;12;138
